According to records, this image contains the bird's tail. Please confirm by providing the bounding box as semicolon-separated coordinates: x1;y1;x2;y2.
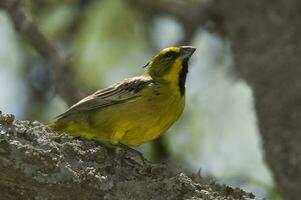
47;120;64;132
47;121;56;129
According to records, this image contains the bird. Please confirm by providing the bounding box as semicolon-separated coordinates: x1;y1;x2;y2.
49;46;196;149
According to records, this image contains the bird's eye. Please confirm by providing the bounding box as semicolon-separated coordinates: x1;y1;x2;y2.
165;52;173;58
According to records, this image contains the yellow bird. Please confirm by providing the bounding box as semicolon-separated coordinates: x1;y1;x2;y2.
49;46;196;148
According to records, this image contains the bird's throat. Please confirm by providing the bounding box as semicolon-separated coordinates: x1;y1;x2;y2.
161;58;188;96
178;60;188;96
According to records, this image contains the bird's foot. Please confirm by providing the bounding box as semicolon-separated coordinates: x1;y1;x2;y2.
117;143;149;165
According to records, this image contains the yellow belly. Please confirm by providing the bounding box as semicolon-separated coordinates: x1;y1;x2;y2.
119;96;184;146
50;85;185;147
94;89;184;147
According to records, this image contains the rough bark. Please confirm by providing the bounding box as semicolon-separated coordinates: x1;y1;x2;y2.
215;1;301;200
0;112;257;200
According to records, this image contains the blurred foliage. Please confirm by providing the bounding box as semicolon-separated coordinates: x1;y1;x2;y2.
71;0;150;87
0;0;276;198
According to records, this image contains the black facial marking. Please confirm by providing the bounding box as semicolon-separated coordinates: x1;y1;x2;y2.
178;59;188;96
165;52;173;58
164;51;179;59
147;49;181;79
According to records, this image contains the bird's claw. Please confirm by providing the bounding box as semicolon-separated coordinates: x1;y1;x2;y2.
117;143;149;165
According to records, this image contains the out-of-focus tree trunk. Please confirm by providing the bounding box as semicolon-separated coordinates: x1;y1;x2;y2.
216;1;301;199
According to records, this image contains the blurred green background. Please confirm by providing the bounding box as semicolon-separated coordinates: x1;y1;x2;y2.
0;0;275;198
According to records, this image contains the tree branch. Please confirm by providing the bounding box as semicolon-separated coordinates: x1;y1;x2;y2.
0;0;83;106
0;112;258;199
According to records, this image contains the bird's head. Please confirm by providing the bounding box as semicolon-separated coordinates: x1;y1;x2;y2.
145;46;196;95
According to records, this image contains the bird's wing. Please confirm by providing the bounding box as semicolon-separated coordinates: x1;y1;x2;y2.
56;76;152;119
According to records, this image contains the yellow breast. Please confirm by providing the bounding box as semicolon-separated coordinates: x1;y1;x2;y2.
118;83;185;147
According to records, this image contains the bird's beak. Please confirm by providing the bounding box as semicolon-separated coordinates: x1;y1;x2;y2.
180;46;196;60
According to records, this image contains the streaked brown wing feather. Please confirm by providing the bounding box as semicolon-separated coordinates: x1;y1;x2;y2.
56;77;151;119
